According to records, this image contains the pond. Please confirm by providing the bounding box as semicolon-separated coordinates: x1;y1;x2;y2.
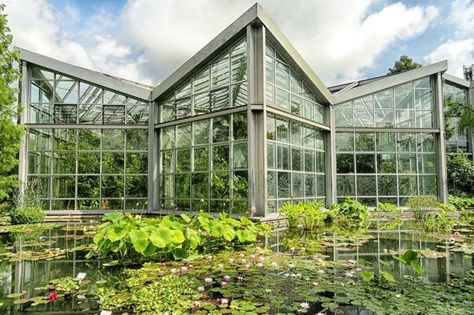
0;220;473;314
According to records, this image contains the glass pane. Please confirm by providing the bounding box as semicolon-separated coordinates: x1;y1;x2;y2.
233;113;247;140
125;176;147;197
55;80;78;104
103;130;125;150
357;175;376;196
291;147;302;171
79;104;102;124
305;174;316;197
399;175;417;195
127;105;148;125
233;142;248;169
28;152;51;174
127;152;148;174
275;88;290;111
265;56;274;83
398;134;416;152
396;110;415;128
212;116;230;143
316;151;325;173
355;133;375;151
103;105;125;124
374;109;394;127
276;117;289;143
102;175;124;197
290;121;302;145
194;147;209;171
78;176;100;198
52;176;75;198
394;83;413;109
378;175;397;196
211;172;229;199
194;69;210;94
398;154;417;173
336;132;354;152
161;150;175;174
194;120;210;145
102;152;125;174
267;115;276;140
28;176;50;198
356;154;375;173
337;175;355;196
78;130;100;150
277;172;290;198
231;55;247;83
419;175;437;195
292;173;304;198
192;173;208;199
337;154;354;173
335;103;353;127
267;171;276;198
53;152;75;174
78;152;100;174
212;145;229;171
267;142;276;169
377;153;396;173
418;154;436;173
304;150;315;172
126;129;148;150
275;61;289;89
53;129;77;151
317;175;325;197
176;149;191;172
211;58;230;89
177;124;192;148
376;132;396;152
233;171;248;200
290;95;301;116
277;144;290;170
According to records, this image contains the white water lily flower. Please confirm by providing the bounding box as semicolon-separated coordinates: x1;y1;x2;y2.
204;277;213;283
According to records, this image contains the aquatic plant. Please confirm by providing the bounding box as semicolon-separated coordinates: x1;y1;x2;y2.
327;199;370;230
88;211;270;262
279;201;326;231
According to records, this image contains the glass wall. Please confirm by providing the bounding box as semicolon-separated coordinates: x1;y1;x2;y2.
265;42;325;124
335;78;434;128
336;131;437;206
159;37;247;122
266;113;326;213
27;66;149;211
159;113;248;213
443;82;471;157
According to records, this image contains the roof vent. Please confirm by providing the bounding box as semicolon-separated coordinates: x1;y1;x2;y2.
463;64;473;81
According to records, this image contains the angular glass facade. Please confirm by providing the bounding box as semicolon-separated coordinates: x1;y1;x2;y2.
26;66;149;211
19;10;472;215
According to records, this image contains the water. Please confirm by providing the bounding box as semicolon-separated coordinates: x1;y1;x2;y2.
0;220;472;314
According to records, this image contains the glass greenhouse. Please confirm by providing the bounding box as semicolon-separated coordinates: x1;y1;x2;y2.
16;4;473;217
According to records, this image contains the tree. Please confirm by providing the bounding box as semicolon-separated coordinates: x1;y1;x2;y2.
0;4;24;203
388;55;422;74
445;98;474;136
447;152;474;196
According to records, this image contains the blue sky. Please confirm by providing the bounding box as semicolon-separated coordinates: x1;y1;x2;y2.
4;0;474;86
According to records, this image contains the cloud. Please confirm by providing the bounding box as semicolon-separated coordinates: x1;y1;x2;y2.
4;0;441;87
425;39;474;77
449;0;474;36
3;0;152;85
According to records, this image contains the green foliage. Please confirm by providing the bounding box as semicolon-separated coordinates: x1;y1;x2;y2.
447;152;474;196
376;203;401;212
388;55;422;74
10;180;45;224
328;199;370;230
445;97;474;138
89;212;270;262
393;249;424;276
406;196;439;220
279;201;326;231
0;4;24;203
448;195;474;211
421;209;456;233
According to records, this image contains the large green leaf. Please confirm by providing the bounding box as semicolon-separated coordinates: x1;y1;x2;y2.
149;227;172;248
394;249;418;265
108;226;128;242
360;270;375;282
185;228;201;249
380;271;395;282
180;214;191;223
129;229;149;254
410;261;425;275
222;227;236;242
171;247;187;260
170;229;185;244
103;211;124;223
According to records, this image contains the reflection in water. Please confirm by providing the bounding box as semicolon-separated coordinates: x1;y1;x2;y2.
0;221;472;314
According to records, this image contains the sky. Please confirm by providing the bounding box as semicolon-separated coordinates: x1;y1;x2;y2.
3;0;474;87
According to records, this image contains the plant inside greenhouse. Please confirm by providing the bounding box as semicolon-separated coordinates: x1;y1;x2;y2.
0;2;473;314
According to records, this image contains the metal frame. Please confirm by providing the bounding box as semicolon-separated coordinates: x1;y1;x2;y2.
435;73;448;203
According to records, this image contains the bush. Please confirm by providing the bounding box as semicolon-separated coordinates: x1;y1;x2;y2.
10;205;45;224
327;199;370;229
376;203;401;212
447;152;474;196
279;201;326;231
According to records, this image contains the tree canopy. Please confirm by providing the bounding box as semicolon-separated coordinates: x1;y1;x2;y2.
388;55;422;75
0;4;23;202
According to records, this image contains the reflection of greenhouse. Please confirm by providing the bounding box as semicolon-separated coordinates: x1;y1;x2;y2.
17;5;473;216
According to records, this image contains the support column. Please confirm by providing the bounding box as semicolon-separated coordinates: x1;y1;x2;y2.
148;100;158;213
18;61;30;203
247;23;266;217
435;72;448;204
326;105;337;207
469;81;474;161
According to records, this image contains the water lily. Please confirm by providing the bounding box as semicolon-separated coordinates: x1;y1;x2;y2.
221;281;227;287
288;264;295;269
223;275;231;281
221;298;229;304
312;282;319;287
228;258;235;263
317;269;325;274
181;266;188;272
47;292;58;300
197;286;205;292
239;253;245;258
208;255;213;261
244;263;251;269
300;302;310;311
204;277;213;284
217;263;224;268
237;276;244;281
170;268;177;275
265;288;272;293
192;301;202;309
344;272;354;278
256;263;263;268
271;262;278;268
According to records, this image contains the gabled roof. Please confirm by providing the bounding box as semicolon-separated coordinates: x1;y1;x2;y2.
442;73;470;88
333;60;448;104
17;47;152;101
151;4;334;104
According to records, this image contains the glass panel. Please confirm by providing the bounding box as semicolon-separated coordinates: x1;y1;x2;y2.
161;150;175;174
304;150;315;172
335;103;353;127
378;175;397;196
267;115;276;140
277;144;290;170
233;142;248;169
212;116;230;142
275;61;289;89
192;173;208;199
78;152;100;174
377;132;396;152
177;124;192;148
337;154;354;173
211;172;229;199
292;173;304;198
305;174;316;197
356;154;375;173
53;129;77;151
267;171;276;198
398;154;417;173
275;88;290;111
336;132;354;152
290;121;302;145
212;145;229;171
78;130;100;150
233;113;247;140
126;129;148;150
127;152;148;174
176;149;191;172
357;175;376;196
194;69;210;95
102;152;125;174
419;175;437;195
103;105;125;124
394;83;413;109
102;175;124;197
194;120;210;145
127;105;148;125
231;55;247;83
277;172;290;198
398;134;416;152
399;175;417;195
233;171;248;200
418;154;436;173
355;133;375;151
316;151;325;173
102;130;125;150
53;152;75;174
55;80;78;104
291;147;302;171
267;142;276;169
52;176;75;198
337;175;355;196
79;104;102;124
211;59;230;89
194;147;209;171
77;176;100;198
28;152;51;174
377;153;396;173
276;117;289;143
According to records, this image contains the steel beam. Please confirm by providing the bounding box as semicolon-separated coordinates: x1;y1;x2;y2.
435;73;448;204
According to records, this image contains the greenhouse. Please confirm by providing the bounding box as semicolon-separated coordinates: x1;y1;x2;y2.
16;4;473;218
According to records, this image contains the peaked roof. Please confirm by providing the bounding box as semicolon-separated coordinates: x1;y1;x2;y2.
17;47;152;101
333;60;448;104
151;4;334;104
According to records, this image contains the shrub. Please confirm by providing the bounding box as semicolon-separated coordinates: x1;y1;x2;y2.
327;199;370;229
279;201;326;231
10;205;44;225
447;152;474;196
376;203;401;212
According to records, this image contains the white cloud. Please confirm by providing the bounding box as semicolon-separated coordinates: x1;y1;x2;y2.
3;0;152;85
449;0;474;36
425;39;474;77
4;0;442;86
